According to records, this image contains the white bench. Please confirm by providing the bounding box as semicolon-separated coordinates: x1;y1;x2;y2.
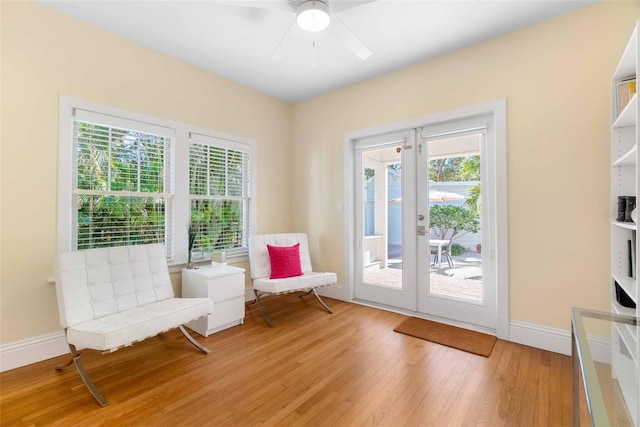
54;243;213;406
248;233;336;326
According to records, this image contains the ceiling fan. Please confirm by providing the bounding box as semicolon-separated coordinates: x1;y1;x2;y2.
230;0;374;61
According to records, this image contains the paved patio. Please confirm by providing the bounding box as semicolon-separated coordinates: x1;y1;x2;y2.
364;251;483;302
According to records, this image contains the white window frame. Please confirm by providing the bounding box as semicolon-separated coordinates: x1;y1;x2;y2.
188;133;253;259
58;96;257;266
70;109;176;257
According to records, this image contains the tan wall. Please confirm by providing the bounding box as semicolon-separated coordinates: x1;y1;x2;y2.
2;0;639;346
290;2;640;330
0;2;291;343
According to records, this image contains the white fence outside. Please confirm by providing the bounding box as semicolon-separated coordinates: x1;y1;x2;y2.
365;172;481;253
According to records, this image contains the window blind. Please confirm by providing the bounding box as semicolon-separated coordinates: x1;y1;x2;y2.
73;112;174;257
189;134;252;256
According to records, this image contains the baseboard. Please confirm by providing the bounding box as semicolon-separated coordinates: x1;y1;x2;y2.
509;320;610;360
316;284;346;300
0;330;69;372
350;300;579;355
509;320;570;355
1;309;612;372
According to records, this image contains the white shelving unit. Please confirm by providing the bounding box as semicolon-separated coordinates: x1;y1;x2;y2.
610;20;639;427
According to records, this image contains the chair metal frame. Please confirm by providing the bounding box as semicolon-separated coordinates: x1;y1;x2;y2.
251;288;333;327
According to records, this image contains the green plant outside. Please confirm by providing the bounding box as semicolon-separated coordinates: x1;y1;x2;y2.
76;123;168;249
76;122;244;252
450;243;466;256
429;205;480;245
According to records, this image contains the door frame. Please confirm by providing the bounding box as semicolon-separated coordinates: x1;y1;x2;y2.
342;99;509;339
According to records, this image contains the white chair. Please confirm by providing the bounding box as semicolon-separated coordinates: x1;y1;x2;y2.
248;233;336;326
54;243;213;406
431;245;454;268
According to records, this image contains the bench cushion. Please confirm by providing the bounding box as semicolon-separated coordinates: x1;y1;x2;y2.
67;297;213;351
253;271;337;294
56;244;175;329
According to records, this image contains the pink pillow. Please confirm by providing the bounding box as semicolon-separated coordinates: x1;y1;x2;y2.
267;243;303;279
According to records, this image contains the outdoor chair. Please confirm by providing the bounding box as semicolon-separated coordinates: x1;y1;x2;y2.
431;244;454;269
248;233;336;326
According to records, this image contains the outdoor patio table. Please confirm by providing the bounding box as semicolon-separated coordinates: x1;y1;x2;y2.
430;239;450;268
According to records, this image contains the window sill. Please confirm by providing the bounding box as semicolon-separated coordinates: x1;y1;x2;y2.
168;252;249;274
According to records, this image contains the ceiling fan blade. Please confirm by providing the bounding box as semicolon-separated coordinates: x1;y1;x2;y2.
215;0;296;13
271;17;298;60
326;14;372;60
329;0;377;14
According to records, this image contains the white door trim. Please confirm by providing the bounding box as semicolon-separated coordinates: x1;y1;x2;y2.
342;99;509;340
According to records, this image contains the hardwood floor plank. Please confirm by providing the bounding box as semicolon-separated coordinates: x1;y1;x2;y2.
534;349;551;426
440;354;486;426
503;342;531;424
358;341;446;426
0;296;578;426
460;339;507;426
520;347;542;423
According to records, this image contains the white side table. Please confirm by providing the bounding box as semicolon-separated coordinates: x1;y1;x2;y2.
182;264;245;337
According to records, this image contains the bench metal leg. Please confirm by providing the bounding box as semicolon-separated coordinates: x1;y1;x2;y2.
54;356;75;371
178;325;210;354
55;326;208;407
56;343;109;407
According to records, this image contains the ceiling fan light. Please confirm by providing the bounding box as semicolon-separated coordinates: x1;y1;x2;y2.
296;0;330;32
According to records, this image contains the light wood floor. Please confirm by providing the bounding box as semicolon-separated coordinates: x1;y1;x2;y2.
1;295;587;426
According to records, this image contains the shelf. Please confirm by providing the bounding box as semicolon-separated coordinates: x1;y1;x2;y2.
612;298;637;318
614;322;638;364
613;274;638;305
612;145;637;167
613;26;638;81
611;332;640;427
612;220;637;231
613;93;637;128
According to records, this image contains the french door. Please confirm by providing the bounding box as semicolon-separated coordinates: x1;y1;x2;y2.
354;130;419;311
353;115;499;331
416;117;496;330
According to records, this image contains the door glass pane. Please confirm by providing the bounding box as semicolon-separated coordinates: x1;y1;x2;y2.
427;134;483;303
362;145;403;288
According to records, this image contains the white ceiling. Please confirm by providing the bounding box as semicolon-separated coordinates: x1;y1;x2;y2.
38;0;595;103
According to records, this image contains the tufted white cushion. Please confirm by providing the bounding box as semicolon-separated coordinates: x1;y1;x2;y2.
249;233;336;294
253;271;337;294
249;233;313;280
66;298;213;351
55;243;212;351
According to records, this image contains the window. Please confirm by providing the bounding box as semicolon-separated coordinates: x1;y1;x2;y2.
58;96;256;265
71;110;175;256
189;133;252;256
